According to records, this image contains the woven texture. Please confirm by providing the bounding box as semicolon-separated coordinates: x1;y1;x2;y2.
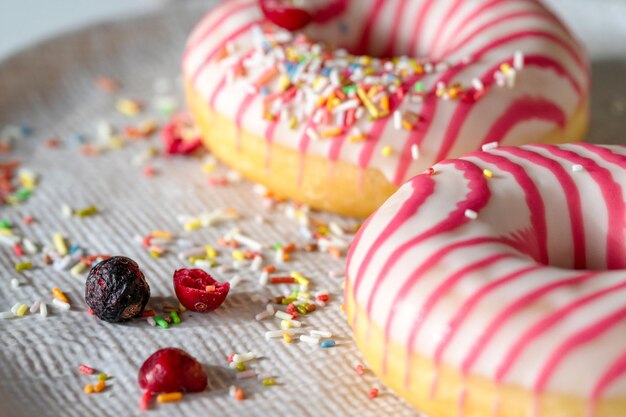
0;2;625;417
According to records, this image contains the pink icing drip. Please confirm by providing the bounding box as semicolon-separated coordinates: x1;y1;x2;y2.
234;93;257;150
479;96;565;147
495;280;626;385
502;147;586;269
588;349;626;416
459;271;596;375
470;152;549;264
263;120;279;173
208;77;227;108
533;307;626;395
350;174;436;324
532;145;626;269
382;0;410;57
183;0;256;60
191;20;263;84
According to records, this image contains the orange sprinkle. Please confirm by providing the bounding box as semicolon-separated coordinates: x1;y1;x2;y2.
235;387;245;401
328;247;342;258
263;265;277;273
52;287;69;304
254;67;279;89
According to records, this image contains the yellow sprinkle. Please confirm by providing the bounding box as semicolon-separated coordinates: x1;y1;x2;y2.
321;127;343;138
150;250;161;258
277;74;291;92
289;115;298;130
232;250;245;261
283;333;292;343
52;287;69;303
381;146;393;157
16;304;28;317
151;230;173;240
157;392;183;403
281;319;292;329
84;384;94;394
356;87;379;118
184;218;202;231
348;134;366;143
298;292;311;299
483;168;493;178
15;261;33;272
116;99;142;116
19;171;37;189
201;162;216;173
108;135;125;149
53;233;67;256
205;245;217;259
75;206;98;217
359;56;372;66
290;271;309;286
500;63;512;74
0;228;13;236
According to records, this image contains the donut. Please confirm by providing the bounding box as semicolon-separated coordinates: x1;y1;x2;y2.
345;143;626;417
182;0;589;217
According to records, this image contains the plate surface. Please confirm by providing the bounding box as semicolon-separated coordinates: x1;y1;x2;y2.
0;2;625;417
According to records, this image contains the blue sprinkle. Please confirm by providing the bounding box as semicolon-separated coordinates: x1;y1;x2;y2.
19;124;34;137
69;244;81;254
261;86;269;96
70;133;86;144
338;21;349;33
321;68;331;76
321;340;336;348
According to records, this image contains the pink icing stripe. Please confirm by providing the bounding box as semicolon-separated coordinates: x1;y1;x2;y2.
191;20;263;84
533;306;626;394
404;252;512;377
589;349;626;415
350;174;436;319
445;0;508;48
479;96;565;147
470;152;549;264
407;0;436;55
382;0;410;57
532;145;626;269
234;93;257;149
577;143;626;169
447;10;557;57
501;147;586;269
432;264;543;367
374;160;491;371
460;271;596;375
328;132;348;163
429;0;464;58
183;0;256;60
208;76;227;108
496;279;626;385
354;0;386;55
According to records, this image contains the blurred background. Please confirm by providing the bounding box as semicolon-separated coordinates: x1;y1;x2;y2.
0;0;626;60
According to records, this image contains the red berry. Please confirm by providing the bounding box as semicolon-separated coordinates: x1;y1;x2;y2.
259;0;312;31
173;269;230;312
161;113;202;155
138;348;207;393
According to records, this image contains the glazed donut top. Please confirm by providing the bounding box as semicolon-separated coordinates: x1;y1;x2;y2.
183;0;588;186
346;143;626;405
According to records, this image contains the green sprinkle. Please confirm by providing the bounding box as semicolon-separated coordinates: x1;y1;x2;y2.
15;261;33;272
170;310;181;325
296;305;308;315
343;85;358;94
236;362;246;372
262;378;275;387
273;243;283;250
281;297;296;305
0;219;10;229
98;373;108;381
414;81;424;93
14;188;32;201
75;205;98;217
154;316;169;329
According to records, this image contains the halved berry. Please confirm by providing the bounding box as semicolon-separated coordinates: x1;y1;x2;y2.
161;112;202;155
173;269;229;312
138;348;207;393
259;0;312;31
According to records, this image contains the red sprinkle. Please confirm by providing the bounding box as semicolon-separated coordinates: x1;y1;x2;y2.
12;243;23;257
79;365;95;375
143;165;156;177
355;364;365;376
317;294;329;302
368;388;379;399
228;353;235;363
269;277;296;284
425;167;435;176
22;216;34;225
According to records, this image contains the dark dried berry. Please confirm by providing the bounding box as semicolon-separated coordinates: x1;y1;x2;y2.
85;256;150;323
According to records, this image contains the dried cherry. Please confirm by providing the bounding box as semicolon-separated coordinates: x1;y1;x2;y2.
85;256;150;323
173;269;229;312
138;348;207;393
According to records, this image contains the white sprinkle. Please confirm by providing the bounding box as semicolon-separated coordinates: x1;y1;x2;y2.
10;279;19;289
274;310;293;321
0;311;13;319
514;50;525;70
250;255;263;271
22;238;38;254
232;352;256;364
393;110;402;130
300;335;320;345
266;304;275;314
332;98;359;114
472;78;484;91
236;370;257;380
229;385;238;397
0;233;20;246
178;246;207;260
329;222;344;237
52;298;71;311
411;144;420;160
61;204;73;218
482;141;499;152
229;274;243;288
233;232;263;252
275;248;285;264
310;330;332;339
572;164;584;172
259;271;269;286
147;316;156;326
316;299;327;307
194;260;213;269
10;303;21;315
255;310;271;321
306;127;320;141
283;318;301;328
264;329;302;339
39;302;48;317
30;300;41;313
464;209;478;220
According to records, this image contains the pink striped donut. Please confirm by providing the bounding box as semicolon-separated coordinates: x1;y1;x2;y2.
345;143;626;417
182;0;589;217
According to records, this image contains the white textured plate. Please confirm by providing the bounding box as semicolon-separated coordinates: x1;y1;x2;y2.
0;2;625;417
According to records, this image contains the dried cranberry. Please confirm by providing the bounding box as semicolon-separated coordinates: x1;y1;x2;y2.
138;348;207;393
173;269;229;312
161;112;202;155
85;256;150;323
259;0;312;31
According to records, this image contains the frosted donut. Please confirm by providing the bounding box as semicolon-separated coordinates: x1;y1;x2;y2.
345;143;626;417
183;0;589;217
